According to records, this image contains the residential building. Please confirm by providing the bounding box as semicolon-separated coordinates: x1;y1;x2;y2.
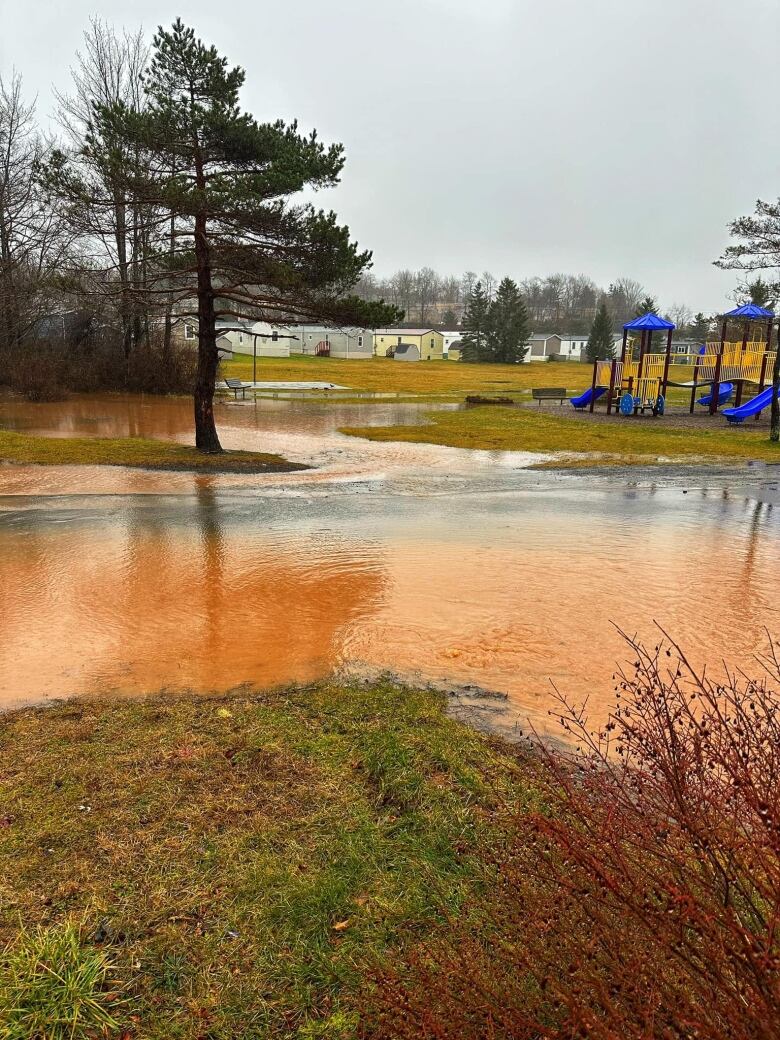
527;333;590;362
441;330;462;357
295;325;373;359
373;328;445;360
180;319;299;357
173;319;235;358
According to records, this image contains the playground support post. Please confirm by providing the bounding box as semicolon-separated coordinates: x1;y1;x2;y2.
710;349;723;415
588;359;598;413
607;358;617;415
620;329;628;364
690;355;700;414
662;329;673;399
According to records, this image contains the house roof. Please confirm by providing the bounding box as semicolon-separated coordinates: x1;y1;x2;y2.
723;303;774;319
623;312;676;331
375;328;437;336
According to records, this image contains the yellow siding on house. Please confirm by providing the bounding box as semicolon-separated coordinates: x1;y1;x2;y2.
374;330;444;359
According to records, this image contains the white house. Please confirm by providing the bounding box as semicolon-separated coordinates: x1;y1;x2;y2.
212;320;298;358
527;333;589;362
441;330;462;357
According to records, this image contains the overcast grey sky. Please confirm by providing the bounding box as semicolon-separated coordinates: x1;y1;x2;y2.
3;0;779;311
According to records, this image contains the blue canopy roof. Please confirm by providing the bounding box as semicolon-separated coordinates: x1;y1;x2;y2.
723;303;775;319
623;312;676;331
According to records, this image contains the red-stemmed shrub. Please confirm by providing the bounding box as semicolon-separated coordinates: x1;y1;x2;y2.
365;631;780;1039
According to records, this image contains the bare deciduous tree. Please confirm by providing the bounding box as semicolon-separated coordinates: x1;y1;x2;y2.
0;73;67;350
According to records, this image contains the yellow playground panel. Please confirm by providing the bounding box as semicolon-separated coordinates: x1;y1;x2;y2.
591;337;776;417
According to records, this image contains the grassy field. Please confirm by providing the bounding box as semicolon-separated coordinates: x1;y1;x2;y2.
0;429;304;473
342;403;780;464
0;682;524;1039
221;353;595;397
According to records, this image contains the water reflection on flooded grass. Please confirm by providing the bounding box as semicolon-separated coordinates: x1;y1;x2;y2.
1;393;779;738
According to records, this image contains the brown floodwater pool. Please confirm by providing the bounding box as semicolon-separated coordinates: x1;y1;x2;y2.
1;393;779;739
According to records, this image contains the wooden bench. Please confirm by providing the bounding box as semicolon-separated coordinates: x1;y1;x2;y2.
531;387;567;406
223;378;252;400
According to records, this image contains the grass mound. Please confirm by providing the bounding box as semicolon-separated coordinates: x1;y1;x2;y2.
342;403;780;464
0;429;305;473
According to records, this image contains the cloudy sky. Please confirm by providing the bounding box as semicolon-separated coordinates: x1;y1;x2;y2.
3;0;779;311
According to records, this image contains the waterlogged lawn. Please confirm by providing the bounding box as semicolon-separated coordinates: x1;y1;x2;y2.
222;353;596;397
342;404;780;464
0;682;525;1039
0;429;302;473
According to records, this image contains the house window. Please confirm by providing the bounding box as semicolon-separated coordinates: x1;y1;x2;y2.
358;335;363;347
430;338;434;349
238;332;243;344
397;336;402;345
185;324;195;340
272;330;278;341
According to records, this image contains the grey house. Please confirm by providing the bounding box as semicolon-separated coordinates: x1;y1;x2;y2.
295;325;373;358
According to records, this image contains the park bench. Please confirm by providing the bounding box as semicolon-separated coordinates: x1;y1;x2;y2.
223;378;252;400
531;387;568;405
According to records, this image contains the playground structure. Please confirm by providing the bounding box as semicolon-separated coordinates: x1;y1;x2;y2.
575;304;777;418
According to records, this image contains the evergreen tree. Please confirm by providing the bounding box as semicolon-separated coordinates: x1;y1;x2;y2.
485;277;530;363
50;20;399;452
747;276;775;310
586;300;615;362
689;312;712;345
460;281;490;362
635;295;657;317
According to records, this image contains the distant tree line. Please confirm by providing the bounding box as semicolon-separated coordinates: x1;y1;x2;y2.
355;268;704;336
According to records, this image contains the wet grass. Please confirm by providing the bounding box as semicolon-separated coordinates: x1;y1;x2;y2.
0;681;526;1039
221;354;595;398
0;429;304;473
341;403;780;465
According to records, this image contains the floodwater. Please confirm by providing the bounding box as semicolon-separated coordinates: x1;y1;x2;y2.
1;392;779;739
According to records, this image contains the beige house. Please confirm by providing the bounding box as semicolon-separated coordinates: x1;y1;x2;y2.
373;329;445;360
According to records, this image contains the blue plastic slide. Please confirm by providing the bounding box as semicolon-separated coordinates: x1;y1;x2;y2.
722;384;778;424
697;382;734;408
570;385;607;410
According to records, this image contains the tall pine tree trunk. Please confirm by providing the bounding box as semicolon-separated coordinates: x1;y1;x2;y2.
193;211;222;453
770;320;779;443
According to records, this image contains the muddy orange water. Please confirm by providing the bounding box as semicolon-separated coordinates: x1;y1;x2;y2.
1;392;779;739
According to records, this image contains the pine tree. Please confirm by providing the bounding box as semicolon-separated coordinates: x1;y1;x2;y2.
689;312;712;345
586;300;615;362
485;277;530;364
747;276;775;309
635;295;657;317
50;20;399;452
460;281;491;362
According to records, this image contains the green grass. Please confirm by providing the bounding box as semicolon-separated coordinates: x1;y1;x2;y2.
341;403;780;465
0;925;120;1040
0;429;304;473
0;681;526;1038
